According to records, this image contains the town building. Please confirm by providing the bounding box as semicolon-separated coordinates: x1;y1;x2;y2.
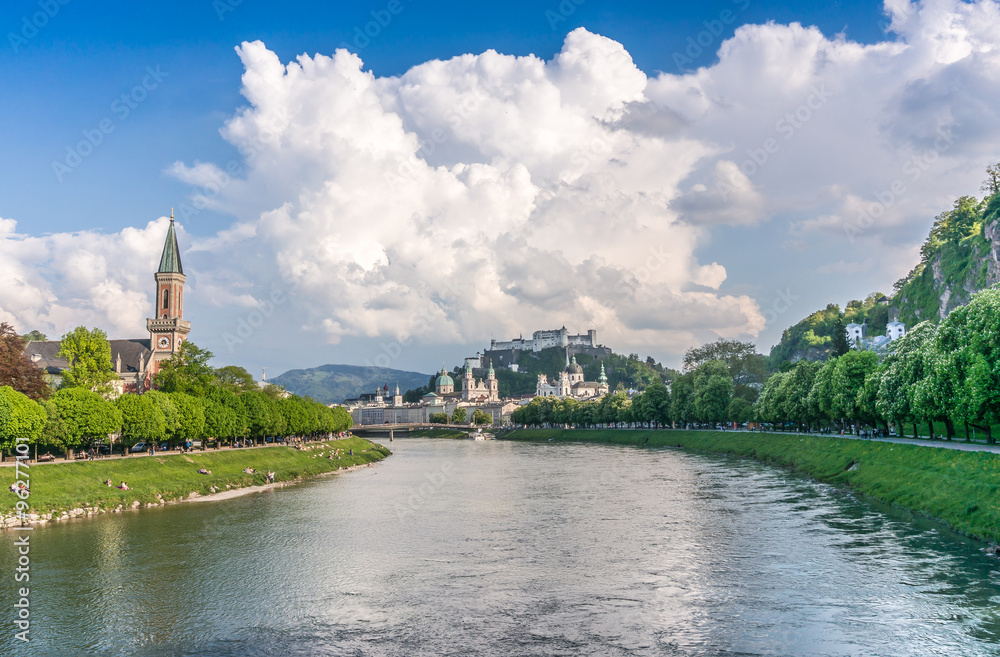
346;367;516;426
848;321;908;354
535;352;610;399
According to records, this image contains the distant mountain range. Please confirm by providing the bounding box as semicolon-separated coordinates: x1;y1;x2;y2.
270;364;432;405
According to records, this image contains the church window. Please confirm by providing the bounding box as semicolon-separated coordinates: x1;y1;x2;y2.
162;289;169;309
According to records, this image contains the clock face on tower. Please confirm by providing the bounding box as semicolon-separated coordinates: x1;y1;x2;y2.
157;336;170;349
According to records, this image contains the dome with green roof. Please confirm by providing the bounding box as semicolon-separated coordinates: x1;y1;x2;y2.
435;367;455;393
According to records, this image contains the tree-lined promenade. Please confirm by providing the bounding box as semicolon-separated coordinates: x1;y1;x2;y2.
513;287;1000;443
0;324;352;460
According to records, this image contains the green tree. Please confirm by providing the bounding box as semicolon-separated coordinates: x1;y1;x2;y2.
983;161;1000;195
429;412;449;424
58;326;118;395
693;360;733;424
154;341;216;396
684;338;766;386
214;365;258;393
472;409;493;425
0;386;46;456
47;387;122;458
779;361;821;429
876;322;935;437
807;358;838;425
755;371;787;426
926;288;1000;442
670;372;696;426
451;407;468;424
204;388;247;443
239;390;281;440
727;397;754;424
144;391;181;446
21;330;47;342
639;382;671;427
830;350;880;431
0;323;51;400
830;316;850;358
116;394;167;451
169;392;206;445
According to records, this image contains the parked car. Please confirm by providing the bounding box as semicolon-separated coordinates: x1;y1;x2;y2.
130;442;148;453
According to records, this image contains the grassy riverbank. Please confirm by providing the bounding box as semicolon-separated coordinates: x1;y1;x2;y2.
4;437;389;520
508;429;1000;543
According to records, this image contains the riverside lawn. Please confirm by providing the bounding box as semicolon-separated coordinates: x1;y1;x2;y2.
3;437;389;520
507;429;1000;543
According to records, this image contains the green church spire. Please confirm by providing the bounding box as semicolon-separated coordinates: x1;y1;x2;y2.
158;209;184;274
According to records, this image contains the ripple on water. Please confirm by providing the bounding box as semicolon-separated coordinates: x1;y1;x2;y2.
3;439;1000;657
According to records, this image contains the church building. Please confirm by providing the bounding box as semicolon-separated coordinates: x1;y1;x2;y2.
24;212;191;394
535;351;609;399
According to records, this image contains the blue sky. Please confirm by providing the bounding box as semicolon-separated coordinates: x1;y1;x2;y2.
2;0;997;377
1;0;887;236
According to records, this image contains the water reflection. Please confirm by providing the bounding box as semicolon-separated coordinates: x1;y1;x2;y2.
3;439;1000;656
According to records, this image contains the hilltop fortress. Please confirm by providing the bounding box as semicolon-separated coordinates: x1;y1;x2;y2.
479;326;611;372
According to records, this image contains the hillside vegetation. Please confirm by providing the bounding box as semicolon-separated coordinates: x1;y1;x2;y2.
769;174;1000;368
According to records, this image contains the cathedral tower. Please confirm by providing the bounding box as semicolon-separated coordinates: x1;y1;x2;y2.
147;211;191;372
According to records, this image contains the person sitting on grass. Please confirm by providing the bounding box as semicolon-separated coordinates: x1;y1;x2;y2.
198;468;212;475
119;482;129;490
243;467;256;474
105;479;113;487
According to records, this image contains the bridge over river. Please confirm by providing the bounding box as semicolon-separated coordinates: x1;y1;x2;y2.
351;423;479;439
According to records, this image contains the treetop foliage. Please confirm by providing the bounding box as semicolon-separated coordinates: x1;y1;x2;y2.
0;322;50;401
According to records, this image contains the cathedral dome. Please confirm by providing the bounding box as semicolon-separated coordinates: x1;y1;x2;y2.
435;370;455;388
566;355;583;375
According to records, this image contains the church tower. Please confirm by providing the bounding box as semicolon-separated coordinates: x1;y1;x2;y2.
147;210;191;373
462;361;475;401
487;361;498;401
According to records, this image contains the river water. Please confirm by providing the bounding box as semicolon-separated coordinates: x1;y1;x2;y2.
3;438;1000;656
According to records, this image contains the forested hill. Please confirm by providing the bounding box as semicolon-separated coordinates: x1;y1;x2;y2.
891;192;1000;325
271;364;431;405
768;176;1000;368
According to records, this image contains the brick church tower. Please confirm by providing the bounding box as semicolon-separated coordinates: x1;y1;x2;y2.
146;210;190;373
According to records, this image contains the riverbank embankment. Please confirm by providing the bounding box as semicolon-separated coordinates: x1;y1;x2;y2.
507;429;1000;543
3;436;390;526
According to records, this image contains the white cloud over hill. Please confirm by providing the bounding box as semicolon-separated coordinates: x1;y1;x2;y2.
4;0;1000;365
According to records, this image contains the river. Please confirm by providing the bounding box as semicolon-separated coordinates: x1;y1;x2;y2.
3;438;1000;656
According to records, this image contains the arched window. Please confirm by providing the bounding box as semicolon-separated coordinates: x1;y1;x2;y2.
162;289;169;310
